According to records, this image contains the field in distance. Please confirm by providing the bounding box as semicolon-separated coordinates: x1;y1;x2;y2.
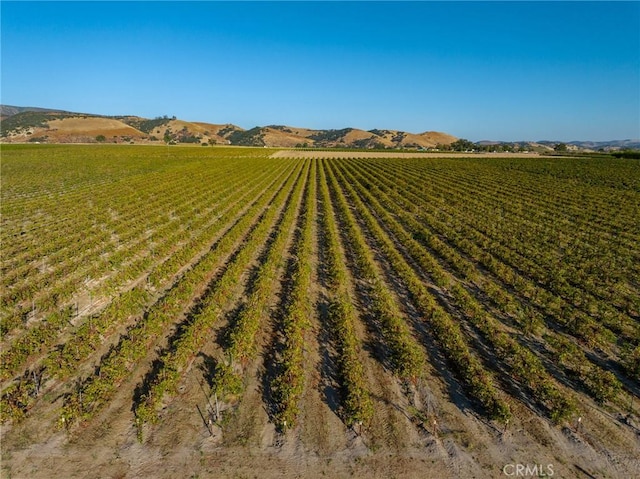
1;144;639;478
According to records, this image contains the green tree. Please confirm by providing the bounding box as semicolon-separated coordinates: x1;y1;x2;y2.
450;139;475;152
554;143;568;152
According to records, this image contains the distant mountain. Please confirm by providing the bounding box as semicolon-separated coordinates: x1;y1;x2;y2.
476;139;640;152
0;105;457;148
548;140;640;151
0;105;72;118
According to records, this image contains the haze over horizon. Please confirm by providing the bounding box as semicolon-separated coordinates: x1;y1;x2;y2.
2;1;639;142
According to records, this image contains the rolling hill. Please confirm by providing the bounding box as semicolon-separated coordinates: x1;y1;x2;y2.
0;105;457;148
5;105;634;151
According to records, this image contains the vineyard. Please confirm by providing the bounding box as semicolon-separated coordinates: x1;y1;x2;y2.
1;144;639;478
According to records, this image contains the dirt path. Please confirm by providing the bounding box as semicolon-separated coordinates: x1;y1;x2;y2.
271;150;555;159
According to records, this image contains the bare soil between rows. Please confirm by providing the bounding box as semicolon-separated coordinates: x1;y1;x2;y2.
3;154;639;479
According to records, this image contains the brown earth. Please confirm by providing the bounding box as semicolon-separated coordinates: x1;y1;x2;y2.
270;150;555;159
5;117;146;143
261;127;316;148
365;129;457;148
4;345;637;479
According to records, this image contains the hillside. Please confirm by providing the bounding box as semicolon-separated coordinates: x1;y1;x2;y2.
545;139;640;151
0;105;69;119
5;105;634;151
0;105;457;148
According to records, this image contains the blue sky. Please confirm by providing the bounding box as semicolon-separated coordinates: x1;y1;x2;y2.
1;1;639;141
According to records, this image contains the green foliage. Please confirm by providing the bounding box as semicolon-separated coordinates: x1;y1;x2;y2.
217;125;239;137
611;150;640;160
227;127;265;146
131;159;305;427
309;128;353;145
136;116;173;133
351;138;387;149
211;363;243;398
325;162;426;383
584;370;622;404
178;135;201;143
2;146;636;434
266;125;293;133
0;111;77;137
449;138;476;151
622;345;640;380
270;162;315;431
554;142;568;152
318;165;374;427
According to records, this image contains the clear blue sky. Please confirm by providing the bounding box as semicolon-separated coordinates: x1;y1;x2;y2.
2;1;639;141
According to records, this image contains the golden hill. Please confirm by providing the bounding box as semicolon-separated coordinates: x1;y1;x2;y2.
3;116;146;143
0;106;457;148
